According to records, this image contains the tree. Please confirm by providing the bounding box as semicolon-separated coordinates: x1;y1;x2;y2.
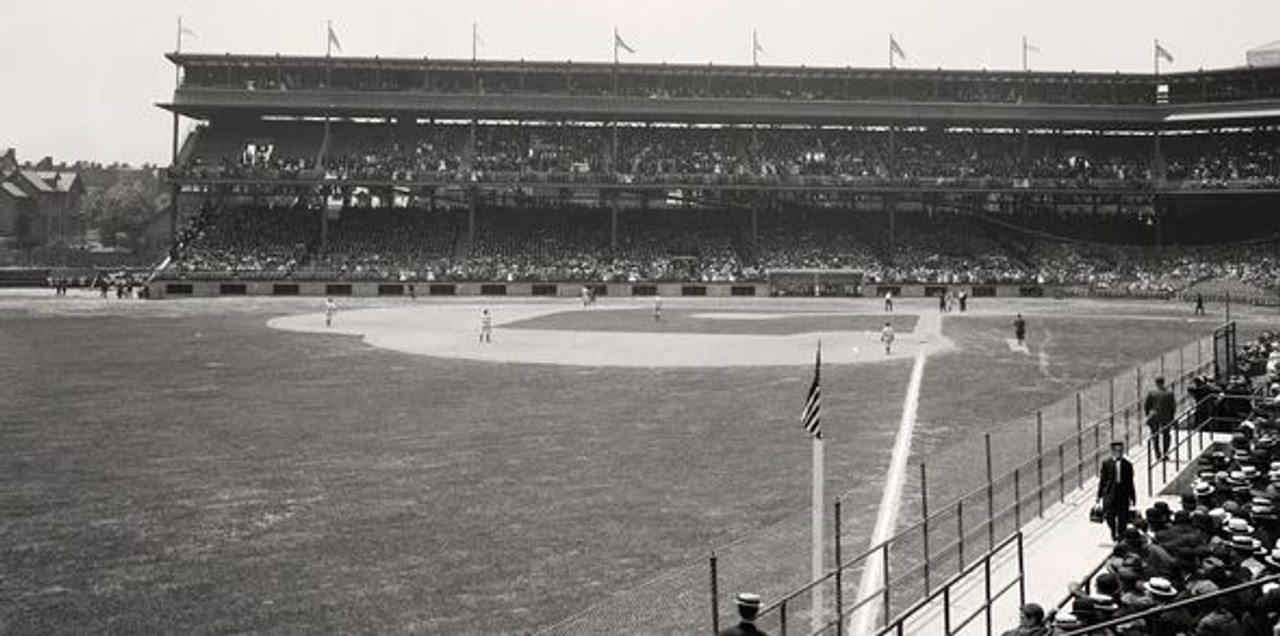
78;179;156;250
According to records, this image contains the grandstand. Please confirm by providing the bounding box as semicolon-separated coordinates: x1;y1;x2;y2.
150;54;1280;302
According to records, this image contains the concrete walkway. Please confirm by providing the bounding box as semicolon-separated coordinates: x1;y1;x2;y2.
893;432;1228;636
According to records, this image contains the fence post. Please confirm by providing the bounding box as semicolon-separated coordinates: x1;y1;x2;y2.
1058;443;1065;503
943;587;952;634
881;542;891;627
958;500;966;570
1017;532;1026;607
710;552;720;635
1036;412;1044;518
1141;360;1152;412
984;551;994;636
1076;393;1084;489
921;462;931;596
1109;377;1116;433
986;433;995;551
1160;353;1166;378
1180;346;1185;383
834;499;844;636
1094;421;1101;477
779;600;787;636
1147;424;1155;498
1014;468;1022;529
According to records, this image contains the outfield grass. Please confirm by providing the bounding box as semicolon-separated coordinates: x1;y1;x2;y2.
0;295;1262;634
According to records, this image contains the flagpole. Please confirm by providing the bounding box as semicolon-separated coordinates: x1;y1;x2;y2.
810;340;825;631
472;22;478;64
812;430;825;630
752;29;758;67
1022;35;1028;73
888;34;894;70
1154;39;1160;77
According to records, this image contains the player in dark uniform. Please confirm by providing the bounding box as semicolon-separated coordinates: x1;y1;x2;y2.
1013;313;1027;346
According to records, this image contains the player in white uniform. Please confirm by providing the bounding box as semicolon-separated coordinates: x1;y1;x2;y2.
324;297;337;328
653;294;662;322
880;322;895;355
884;291;893;312
480;308;493;343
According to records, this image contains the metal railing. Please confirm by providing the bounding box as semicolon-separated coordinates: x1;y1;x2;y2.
725;332;1220;635
876;532;1025;636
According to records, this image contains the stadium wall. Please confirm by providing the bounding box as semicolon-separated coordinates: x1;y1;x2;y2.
145;279;1055;300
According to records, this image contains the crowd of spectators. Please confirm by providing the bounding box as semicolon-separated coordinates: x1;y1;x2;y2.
165;204;1280;295
177;124;1280;190
1006;334;1280;635
172;206;315;276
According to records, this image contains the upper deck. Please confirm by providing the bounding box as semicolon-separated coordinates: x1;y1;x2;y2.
159;53;1280;129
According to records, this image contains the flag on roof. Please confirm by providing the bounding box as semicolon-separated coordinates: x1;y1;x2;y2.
890;35;906;61
614;30;635;55
1156;41;1174;63
328;23;343;54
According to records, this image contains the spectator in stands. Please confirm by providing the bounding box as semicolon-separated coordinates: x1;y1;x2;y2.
1001;603;1049;636
1098;441;1138;542
718;593;767;636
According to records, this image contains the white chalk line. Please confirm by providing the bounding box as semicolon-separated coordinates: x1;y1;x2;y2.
850;349;928;636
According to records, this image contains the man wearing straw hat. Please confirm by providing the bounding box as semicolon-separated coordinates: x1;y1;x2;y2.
718;592;769;636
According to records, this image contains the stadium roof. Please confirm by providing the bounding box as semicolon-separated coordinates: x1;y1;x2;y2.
165;52;1162;83
1249;40;1280;53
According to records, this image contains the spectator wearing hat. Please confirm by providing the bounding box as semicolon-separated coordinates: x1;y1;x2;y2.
719;593;768;636
1125;527;1180;580
1099;441;1137;542
1190;376;1215;426
1194;607;1242;636
1145;376;1177;458
1145;575;1199;635
1001;603;1049;636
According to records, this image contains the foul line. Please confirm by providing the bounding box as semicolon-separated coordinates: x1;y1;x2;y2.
850;349;927;636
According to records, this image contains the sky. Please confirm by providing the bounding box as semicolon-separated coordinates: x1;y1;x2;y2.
2;0;1278;166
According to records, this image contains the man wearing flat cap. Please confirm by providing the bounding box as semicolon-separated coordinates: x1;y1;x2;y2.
1098;440;1137;542
719;592;769;636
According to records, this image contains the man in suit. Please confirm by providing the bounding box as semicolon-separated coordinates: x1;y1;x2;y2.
718;593;768;636
1144;376;1177;458
1097;441;1136;542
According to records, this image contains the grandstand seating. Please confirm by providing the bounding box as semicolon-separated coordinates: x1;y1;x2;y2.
180;122;1280;190
159;53;1280;295
1012;331;1280;634
165;203;1280;292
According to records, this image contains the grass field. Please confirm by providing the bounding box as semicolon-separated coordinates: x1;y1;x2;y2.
0;293;1265;635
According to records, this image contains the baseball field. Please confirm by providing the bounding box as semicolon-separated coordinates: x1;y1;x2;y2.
0;291;1256;634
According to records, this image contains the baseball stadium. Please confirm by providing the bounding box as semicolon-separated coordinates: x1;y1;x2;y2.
7;15;1280;636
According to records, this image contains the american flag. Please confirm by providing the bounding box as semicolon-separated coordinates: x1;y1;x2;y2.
801;344;822;439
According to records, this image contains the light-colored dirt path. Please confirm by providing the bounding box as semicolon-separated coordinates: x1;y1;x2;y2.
268;301;955;368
